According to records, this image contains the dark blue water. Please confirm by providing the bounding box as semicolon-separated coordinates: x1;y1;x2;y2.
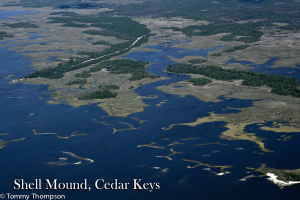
225;57;300;81
0;42;299;200
244;122;300;169
0;10;300;200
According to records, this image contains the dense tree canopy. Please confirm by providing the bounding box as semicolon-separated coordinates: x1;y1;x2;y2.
188;77;211;86
0;31;14;40
167;64;300;98
3;22;39;28
79;84;120;100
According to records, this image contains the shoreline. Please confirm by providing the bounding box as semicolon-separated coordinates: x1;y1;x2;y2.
266;173;300;187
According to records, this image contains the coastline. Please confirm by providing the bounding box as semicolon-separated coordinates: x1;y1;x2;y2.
266;173;300;187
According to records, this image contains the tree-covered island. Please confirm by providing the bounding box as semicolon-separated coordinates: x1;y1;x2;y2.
78;84;119;100
167;64;300;98
76;59;160;81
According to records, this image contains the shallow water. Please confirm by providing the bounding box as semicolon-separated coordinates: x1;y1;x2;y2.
225;56;300;81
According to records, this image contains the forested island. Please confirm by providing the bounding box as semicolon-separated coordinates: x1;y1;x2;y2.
98;84;120;90
167;64;300;98
78;84;119;100
211;53;222;57
223;45;250;53
172;22;264;43
76;59;160;81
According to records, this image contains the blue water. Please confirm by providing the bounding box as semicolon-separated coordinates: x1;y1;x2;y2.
21;49;75;53
0;9;40;20
0;9;300;200
0;42;299;199
0;10;26;19
0;10;73;50
28;33;40;40
225;56;300;81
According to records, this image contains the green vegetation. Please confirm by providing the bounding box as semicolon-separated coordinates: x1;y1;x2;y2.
23;11;151;79
122;0;300;42
188;77;211;86
78;89;117;100
76;59;160;81
6;0;300;36
24;34;151;79
47;12;150;40
112;0;300;43
211;53;222;57
78;40;132;59
93;59;159;81
66;79;87;86
167;64;300;98
92;40;111;45
0;31;14;40
223;45;250;53
14;0;300;83
188;59;207;64
75;71;91;78
3;22;39;28
173;22;263;43
99;84;119;90
249;165;300;184
78;84;119;100
284;172;300;181
24;56;87;79
129;86;134;89
113;0;300;30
